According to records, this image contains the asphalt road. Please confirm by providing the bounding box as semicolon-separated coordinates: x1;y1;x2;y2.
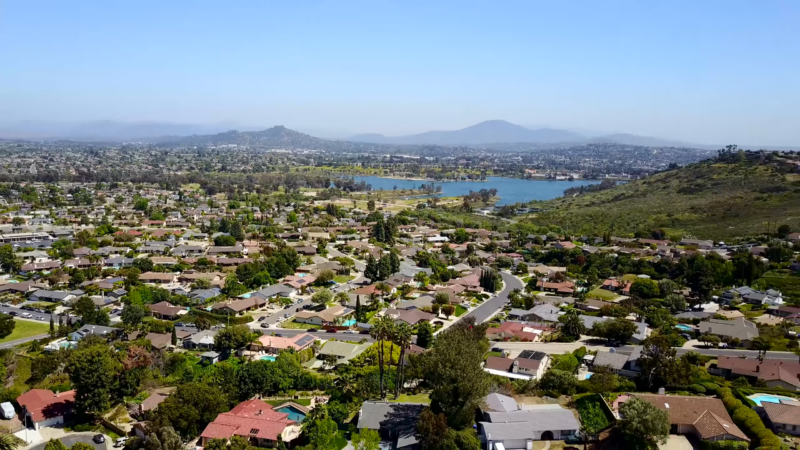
463;271;524;323
30;433;108;450
327;245;366;271
675;347;800;362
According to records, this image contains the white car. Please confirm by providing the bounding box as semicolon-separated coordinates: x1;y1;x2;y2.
21;313;32;318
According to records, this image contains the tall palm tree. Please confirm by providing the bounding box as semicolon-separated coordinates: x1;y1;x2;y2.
369;318;388;399
393;323;413;399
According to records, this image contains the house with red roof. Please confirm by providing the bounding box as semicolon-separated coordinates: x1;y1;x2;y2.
17;389;76;429
200;399;302;448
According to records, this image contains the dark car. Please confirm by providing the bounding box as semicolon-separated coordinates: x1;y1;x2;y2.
9;311;18;316
326;329;338;333
308;328;318;332
258;316;267;321
93;435;106;444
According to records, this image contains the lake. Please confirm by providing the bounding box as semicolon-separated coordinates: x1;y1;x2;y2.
351;176;599;206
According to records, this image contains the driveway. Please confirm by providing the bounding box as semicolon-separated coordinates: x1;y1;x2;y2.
658;435;695;450
29;432;108;450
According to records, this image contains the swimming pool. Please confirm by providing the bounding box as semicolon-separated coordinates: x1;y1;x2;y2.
675;324;693;332
342;319;356;326
748;393;797;406
276;405;306;422
584;374;593;380
260;356;276;362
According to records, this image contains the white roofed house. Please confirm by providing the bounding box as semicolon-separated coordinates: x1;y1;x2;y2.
479;405;581;448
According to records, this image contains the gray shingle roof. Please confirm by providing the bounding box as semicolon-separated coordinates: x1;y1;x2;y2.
358;402;425;447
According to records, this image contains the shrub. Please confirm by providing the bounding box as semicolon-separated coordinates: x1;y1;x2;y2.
718;387;782;449
689;384;706;394
698;441;748;450
700;382;719;394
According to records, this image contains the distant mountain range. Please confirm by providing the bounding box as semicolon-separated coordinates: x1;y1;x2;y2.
0;119;794;151
347;120;701;148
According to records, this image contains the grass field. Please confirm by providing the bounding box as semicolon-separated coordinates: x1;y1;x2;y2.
586;288;619;301
280;320;319;330
334;275;354;284
389;392;431;404
0;319;50;345
264;398;312;407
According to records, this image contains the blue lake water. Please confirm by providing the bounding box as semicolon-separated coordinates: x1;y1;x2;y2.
352;176;598;206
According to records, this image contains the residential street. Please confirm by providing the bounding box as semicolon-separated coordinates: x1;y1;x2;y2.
463;271;523;323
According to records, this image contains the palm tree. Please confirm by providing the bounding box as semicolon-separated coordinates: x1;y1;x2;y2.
751;336;773;362
558;310;587;340
0;433;19;450
393;323;413;399
335;291;350;306
370;318;388;399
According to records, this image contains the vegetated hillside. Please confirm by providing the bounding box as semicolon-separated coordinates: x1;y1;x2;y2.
529;154;800;240
161;125;329;147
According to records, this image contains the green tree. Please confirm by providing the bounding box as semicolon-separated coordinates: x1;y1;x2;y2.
0;244;21;273
417;408;450;450
300;404;338;450
416;321;434;348
82;308;110;326
453;228;469;244
370;316;395;400
311;288;333;306
67;344;121;418
125;427;183;450
121;304;147;328
351;428;380;450
133;257;154;273
69;443;94;450
43;440;67;450
558;310;586;341
751;336;773;361
618;397;670;450
214;325;256;352
73;296;96;317
637;336;692;390
629;279;660;299
426;317;490;429
149;383;229;439
479;268;499;293
203;439;228;450
393;322;414;398
699;333;721;348
334;291;350;306
364;255;380;282
229;221;245;241
591;318;637;344
0;315;16;339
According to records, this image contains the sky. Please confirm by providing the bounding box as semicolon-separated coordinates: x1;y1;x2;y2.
1;1;799;145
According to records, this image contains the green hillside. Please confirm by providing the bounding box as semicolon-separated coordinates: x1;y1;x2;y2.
527;154;800;240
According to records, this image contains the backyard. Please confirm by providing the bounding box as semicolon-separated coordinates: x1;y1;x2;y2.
586;288;619;301
0;319;50;344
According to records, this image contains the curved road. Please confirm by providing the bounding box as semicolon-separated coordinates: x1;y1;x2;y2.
463;271;523;323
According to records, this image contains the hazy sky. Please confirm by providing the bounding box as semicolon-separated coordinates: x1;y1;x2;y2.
2;1;798;145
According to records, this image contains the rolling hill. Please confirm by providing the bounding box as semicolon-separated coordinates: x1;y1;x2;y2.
528;154;800;240
158;125;329;147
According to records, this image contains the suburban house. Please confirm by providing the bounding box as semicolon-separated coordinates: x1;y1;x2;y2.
147;301;188;320
252;284;296;301
591;347;642;377
29;289;76;304
183;330;218;350
763;402;800;436
139;272;177;284
212;297;267;315
17;389;76;429
383;308;435;326
485;322;547;342
199;399;301;448
616;394;749;443
479;404;580;448
483;350;550;380
507;304;561;322
722;286;783;306
68;325;119;342
309;341;372;368
601;278;631;294
357;402;425;450
535;280;575;296
251;333;316;354
295;305;353;326
712;357;800;390
697;318;759;346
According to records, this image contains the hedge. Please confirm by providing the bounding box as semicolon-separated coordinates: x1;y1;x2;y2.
717;388;782;449
732;388;758;408
574;394;614;432
189;308;254;324
698;440;748;450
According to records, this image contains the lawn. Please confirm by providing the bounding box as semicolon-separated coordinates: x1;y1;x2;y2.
0;319;50;344
455;305;468;317
485;351;503;360
280;320;319;330
333;430;348;450
389;393;431;404
586;288;619;301
621;274;639;282
264;398;312;407
334;275;355;284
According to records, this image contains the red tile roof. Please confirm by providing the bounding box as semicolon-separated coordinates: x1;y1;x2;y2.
200;399;295;441
17;389;76;422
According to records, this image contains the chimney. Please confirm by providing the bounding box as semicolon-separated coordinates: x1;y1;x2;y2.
658;387;666;395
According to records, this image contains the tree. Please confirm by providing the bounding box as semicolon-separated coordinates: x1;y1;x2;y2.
378;256;392;280
618;397;670;450
426;317;490;429
214;325;255;352
214;235;237;246
514;262;528;275
538;368;577;395
394;322;414;398
751;336;773;361
67;344;121;419
558;310;586;341
125;427;183;450
370;316;395;400
133;257;154;273
367;199;375;211
479;267;499;293
416;321;434;348
453;228;469;244
43;440;67;450
591;318;637;344
204;439;228;450
149;383;229;439
0;244;21;273
334;291;349;306
417;408;450;450
364;255;380;282
629;279;660;299
69;443;94;450
315;269;335;286
121;304;147;328
229;221;245;241
73;296;96;317
0;315;16;339
82;308;110;326
311;288;333;306
638;336;692;390
301;404;338;450
351;429;380;450
699;333;720;348
777;224;792;238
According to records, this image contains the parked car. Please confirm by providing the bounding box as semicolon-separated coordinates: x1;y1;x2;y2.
21;313;32;318
260;323;270;329
258;316;267;321
114;437;128;448
93;435;106;444
0;402;14;419
308;328;318;332
8;311;18;316
326;329;338;333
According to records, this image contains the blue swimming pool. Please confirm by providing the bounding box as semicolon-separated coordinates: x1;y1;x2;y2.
749;394;796;406
260;356;276;362
342;319;356;326
675;324;693;332
276;405;306;422
584;374;593;380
